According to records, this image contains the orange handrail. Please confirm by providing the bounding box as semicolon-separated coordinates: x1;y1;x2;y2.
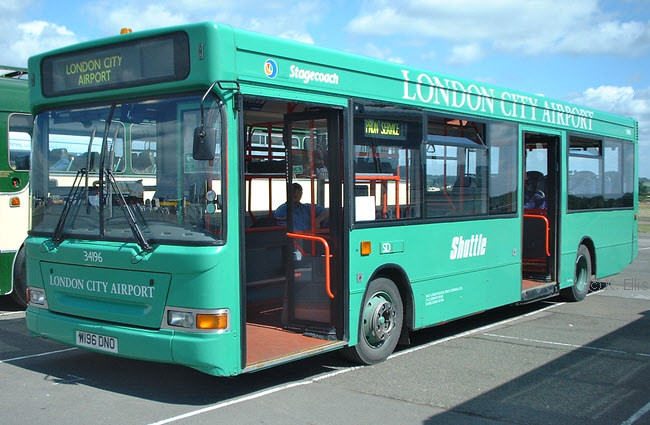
286;232;334;299
524;213;551;257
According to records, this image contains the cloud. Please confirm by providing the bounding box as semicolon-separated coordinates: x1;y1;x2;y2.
569;85;650;177
0;0;33;17
356;43;404;63
348;0;650;61
86;0;324;46
102;4;186;32
555;20;650;56
0;1;81;66
0;20;79;67
446;43;484;66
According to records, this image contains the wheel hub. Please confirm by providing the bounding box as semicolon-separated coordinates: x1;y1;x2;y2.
363;293;396;347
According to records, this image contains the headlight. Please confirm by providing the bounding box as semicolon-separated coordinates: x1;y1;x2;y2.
27;287;48;308
167;310;194;328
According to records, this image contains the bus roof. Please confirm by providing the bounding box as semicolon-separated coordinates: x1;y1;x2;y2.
0;66;29;113
28;22;637;142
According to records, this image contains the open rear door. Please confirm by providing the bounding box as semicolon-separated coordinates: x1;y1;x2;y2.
521;132;560;301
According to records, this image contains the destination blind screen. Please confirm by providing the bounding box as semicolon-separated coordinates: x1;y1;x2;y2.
41;32;190;97
354;115;422;148
364;119;406;141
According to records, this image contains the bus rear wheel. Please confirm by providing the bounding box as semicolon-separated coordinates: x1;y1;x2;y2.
343;277;403;365
561;244;591;302
10;246;28;308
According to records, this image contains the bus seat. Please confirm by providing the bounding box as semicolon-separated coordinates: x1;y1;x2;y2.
139;151;156;173
68;153;88;171
250;216;278;228
355;158;376;173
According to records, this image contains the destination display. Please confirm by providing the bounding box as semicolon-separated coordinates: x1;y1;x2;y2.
354;115;422;147
364;119;405;141
41;32;190;97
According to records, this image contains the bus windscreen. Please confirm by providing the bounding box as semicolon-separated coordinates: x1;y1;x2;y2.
41;32;190;97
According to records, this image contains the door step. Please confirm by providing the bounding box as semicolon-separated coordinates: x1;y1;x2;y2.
520;281;558;303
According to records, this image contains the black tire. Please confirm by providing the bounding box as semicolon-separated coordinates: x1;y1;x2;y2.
561;244;591;302
10;246;28;308
343;277;403;365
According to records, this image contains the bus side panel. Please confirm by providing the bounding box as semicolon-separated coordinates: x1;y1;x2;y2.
348;217;521;345
0;186;29;295
0;252;15;294
560;210;636;289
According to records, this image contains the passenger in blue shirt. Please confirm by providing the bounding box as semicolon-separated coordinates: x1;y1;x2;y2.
275;183;328;231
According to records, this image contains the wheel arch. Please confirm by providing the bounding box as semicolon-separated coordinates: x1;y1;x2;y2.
578;236;596;278
10;241;28;308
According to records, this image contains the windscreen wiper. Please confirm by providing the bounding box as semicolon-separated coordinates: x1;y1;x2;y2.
104;168;151;251
52;128;96;243
98;104;151;251
52;168;88;243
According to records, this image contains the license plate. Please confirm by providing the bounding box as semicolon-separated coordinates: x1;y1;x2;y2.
75;331;118;353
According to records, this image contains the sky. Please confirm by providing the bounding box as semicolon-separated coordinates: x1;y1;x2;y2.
1;0;648;177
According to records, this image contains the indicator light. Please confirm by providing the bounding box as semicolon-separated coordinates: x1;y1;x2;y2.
197;312;229;330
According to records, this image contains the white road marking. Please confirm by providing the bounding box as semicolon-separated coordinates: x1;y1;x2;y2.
146;302;564;425
0;311;25;317
621;400;650;425
0;347;77;364
482;333;649;357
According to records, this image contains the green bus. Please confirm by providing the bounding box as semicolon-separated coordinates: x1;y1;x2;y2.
0;66;31;307
24;23;638;376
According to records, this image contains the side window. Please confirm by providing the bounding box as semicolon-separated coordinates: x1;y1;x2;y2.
568;136;632;210
353;104;422;222
488;123;518;214
425;116;487;218
603;139;634;208
9;113;32;171
622;141;634;205
568;137;602;210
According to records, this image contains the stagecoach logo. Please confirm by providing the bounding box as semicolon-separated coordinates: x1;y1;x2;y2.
450;234;488;260
289;64;339;85
264;59;278;79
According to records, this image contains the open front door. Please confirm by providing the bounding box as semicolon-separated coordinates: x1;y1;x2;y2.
283;111;343;336
241;98;345;372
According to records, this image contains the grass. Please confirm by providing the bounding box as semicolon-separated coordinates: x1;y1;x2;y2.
639;202;650;234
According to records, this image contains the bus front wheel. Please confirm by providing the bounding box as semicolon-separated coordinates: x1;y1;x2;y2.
561;244;591;302
344;277;403;365
10;246;28;308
